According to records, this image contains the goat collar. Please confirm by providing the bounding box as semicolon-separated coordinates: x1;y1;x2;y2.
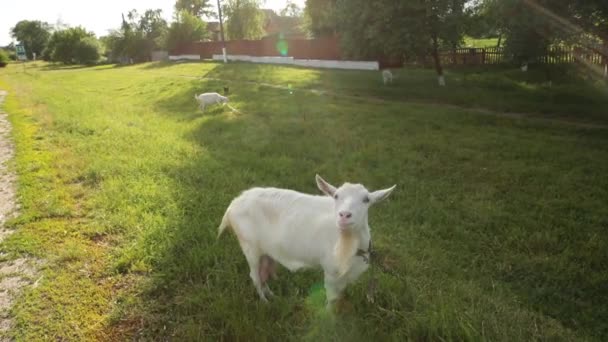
356;240;372;264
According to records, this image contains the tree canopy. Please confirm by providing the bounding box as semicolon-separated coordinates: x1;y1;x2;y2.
304;0;337;37
166;10;208;51
175;0;214;18
10;20;52;59
223;0;265;40
101;9;169;63
45;27;100;64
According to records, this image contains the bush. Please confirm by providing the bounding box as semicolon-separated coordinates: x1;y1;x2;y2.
47;27;100;64
0;49;9;67
74;37;101;64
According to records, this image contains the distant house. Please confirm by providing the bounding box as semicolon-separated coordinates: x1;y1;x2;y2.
206;21;222;42
262;9;306;39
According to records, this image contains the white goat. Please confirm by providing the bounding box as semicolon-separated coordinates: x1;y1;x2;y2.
194;92;229;112
382;69;394;84
217;175;396;309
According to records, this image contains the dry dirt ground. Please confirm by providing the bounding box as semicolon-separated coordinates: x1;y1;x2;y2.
0;90;39;340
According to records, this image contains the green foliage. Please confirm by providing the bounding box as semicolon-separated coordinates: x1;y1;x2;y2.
166;10;208;51
223;0;265;40
174;0;213;18
336;0;466;61
101;9;168;63
45;27;100;64
476;0;607;64
74;37;102;64
281;0;303;18
304;0;337;37
0;49;9;66
566;1;608;42
10;20;52;59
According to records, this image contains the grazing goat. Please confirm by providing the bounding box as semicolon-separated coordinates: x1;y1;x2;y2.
217;175;396;309
382;69;394;84
194;92;228;112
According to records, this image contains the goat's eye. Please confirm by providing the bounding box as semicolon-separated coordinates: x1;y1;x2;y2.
334;194;339;200
363;196;370;203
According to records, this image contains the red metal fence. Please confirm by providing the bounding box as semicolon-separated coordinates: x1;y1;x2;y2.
430;46;606;67
172;36;342;60
172;38;607;67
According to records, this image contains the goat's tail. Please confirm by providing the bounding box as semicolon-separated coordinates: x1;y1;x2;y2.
217;205;231;240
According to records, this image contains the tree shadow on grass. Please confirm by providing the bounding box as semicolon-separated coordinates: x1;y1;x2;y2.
141;60;220;70
201;62;608;124
39;63;98;71
107;80;419;340
107;64;608;340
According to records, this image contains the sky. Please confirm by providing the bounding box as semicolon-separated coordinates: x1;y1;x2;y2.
1;0;305;46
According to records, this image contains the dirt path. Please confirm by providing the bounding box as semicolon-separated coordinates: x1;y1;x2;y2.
0;90;38;340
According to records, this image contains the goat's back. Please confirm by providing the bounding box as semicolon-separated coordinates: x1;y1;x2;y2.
225;187;338;270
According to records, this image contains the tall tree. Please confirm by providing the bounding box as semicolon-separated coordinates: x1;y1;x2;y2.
101;9;169;63
166;10;208;51
336;0;466;86
304;0;337;37
223;0;265;40
10;20;52;59
175;0;214;18
281;0;303;18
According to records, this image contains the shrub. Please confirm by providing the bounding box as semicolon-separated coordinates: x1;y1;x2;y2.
0;49;9;67
47;27;100;64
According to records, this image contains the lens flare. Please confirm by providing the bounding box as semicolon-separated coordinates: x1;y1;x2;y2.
276;33;289;56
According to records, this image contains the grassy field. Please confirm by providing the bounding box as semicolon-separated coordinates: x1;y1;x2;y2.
0;61;607;341
463;36;501;48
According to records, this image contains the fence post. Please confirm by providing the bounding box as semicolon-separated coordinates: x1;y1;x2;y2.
482;48;486;65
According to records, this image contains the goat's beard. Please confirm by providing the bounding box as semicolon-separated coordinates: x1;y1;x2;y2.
334;229;360;278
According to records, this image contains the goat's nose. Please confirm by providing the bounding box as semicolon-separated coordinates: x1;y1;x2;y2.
339;211;352;219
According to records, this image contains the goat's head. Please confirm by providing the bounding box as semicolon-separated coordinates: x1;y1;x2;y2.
316;174;396;232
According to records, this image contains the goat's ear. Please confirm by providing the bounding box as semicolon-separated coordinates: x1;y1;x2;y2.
370;185;396;204
316;174;336;197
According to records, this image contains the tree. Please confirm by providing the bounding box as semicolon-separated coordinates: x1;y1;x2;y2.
336;0;467;86
101;9;169;63
45;27;100;64
10;20;52;59
223;0;265;40
304;0;337;37
0;49;9;67
175;0;213;17
281;0;303;18
166;10;208;51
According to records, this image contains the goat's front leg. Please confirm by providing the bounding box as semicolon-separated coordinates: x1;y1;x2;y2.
324;272;348;310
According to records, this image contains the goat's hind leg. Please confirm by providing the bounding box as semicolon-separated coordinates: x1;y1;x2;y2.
259;255;277;297
238;241;268;302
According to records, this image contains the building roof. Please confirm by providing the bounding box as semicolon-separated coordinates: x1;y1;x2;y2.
207;21;220;32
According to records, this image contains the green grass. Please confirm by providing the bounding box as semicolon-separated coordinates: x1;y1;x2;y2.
464;36;501;48
0;61;607;341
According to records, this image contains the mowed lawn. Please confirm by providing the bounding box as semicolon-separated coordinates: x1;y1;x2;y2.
0;61;607;341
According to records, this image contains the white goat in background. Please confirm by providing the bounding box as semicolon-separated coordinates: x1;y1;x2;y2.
194;92;228;112
217;175;396;309
382;69;394;84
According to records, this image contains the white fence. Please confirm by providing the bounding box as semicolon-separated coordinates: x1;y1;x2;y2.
205;54;379;71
